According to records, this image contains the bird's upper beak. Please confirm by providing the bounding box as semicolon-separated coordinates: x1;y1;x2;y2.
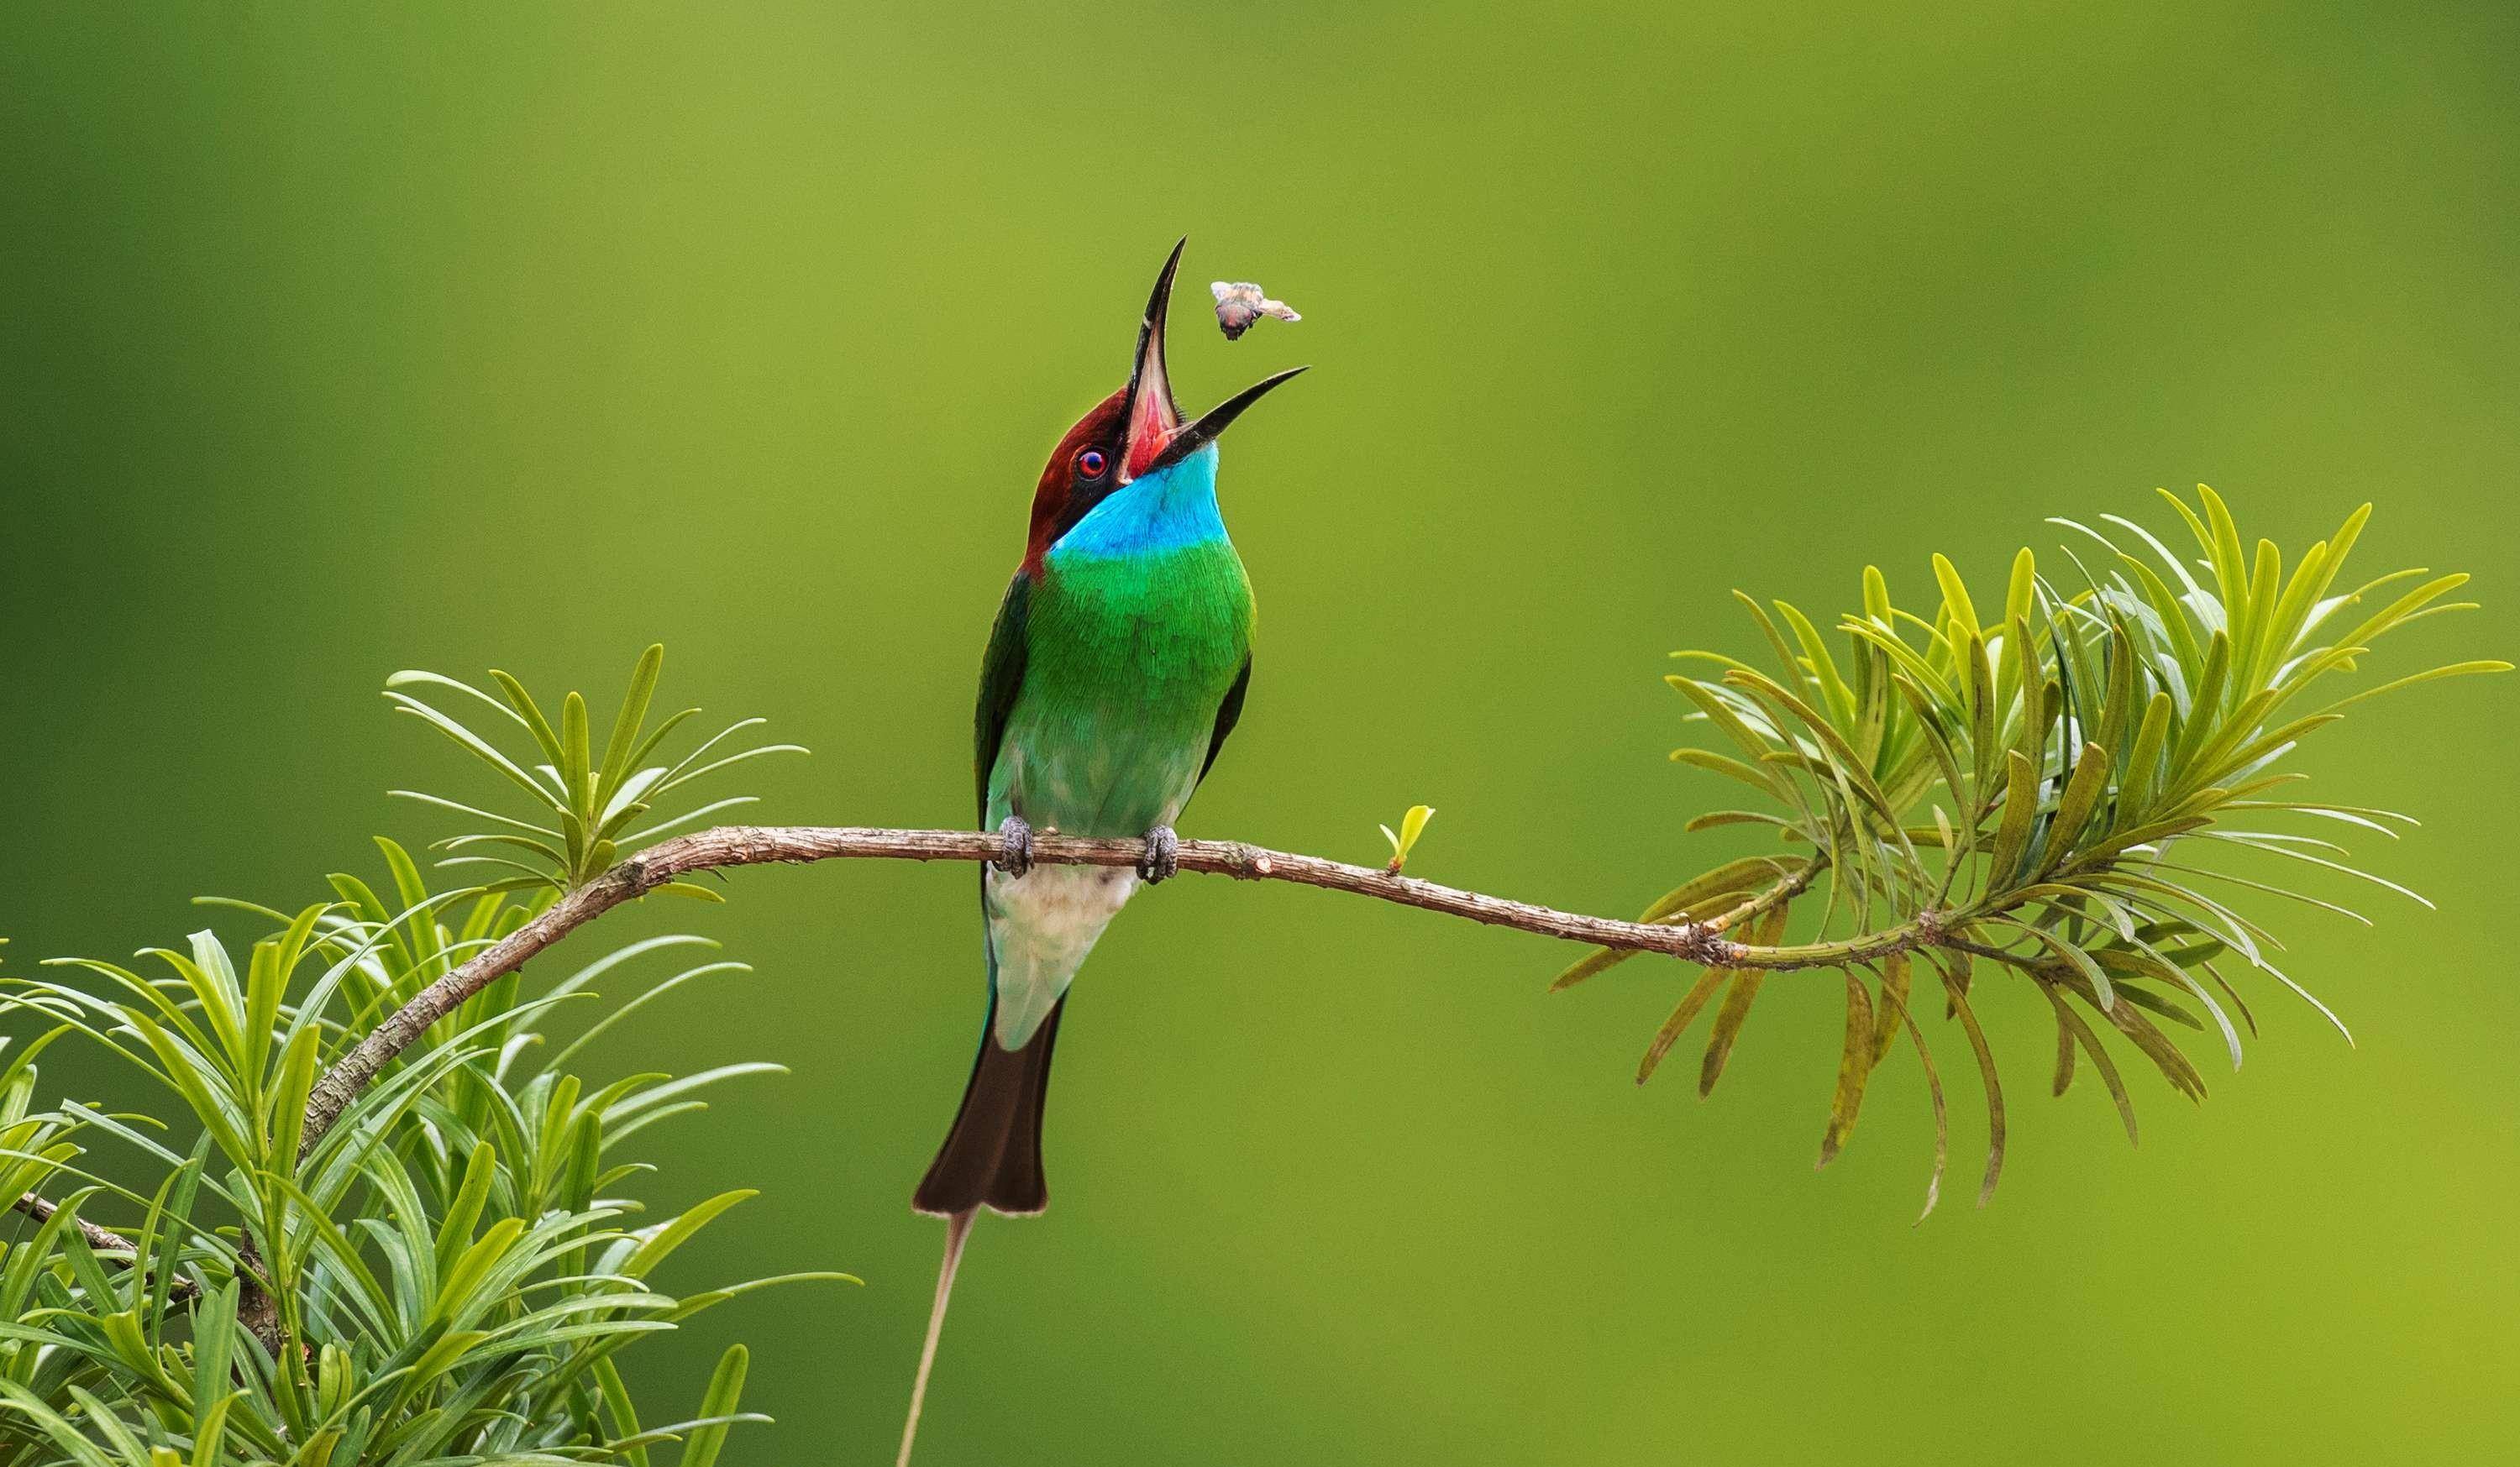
1120;239;1306;483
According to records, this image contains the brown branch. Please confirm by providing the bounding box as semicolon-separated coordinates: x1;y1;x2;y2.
8;1192;201;1302
20;820;1935;1324
293;823;1924;1157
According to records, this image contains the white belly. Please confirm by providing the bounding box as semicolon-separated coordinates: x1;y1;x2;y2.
984;861;1141;1047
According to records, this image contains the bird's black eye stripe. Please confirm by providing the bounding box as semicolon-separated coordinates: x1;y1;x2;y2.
1075;448;1109;480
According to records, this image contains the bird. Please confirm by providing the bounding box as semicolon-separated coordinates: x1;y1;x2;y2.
897;240;1304;1464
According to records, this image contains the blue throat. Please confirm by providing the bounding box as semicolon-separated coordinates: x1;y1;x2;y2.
1049;443;1228;562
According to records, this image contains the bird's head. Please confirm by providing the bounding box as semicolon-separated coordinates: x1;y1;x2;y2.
1022;240;1304;567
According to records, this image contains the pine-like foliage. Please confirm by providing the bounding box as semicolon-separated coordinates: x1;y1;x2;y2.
384;646;803;895
0;660;842;1464
1557;489;2504;1212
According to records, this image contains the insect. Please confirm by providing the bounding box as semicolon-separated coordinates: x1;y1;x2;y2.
1210;280;1302;340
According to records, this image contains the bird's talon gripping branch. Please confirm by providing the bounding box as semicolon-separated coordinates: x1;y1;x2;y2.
995;815;1035;878
1137;825;1180;883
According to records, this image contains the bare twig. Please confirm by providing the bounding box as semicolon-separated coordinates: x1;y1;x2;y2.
25;820;1941;1323
8;1192;201;1302
298;824;1927;1157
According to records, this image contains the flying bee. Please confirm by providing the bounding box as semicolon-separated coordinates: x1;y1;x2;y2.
1210;280;1302;340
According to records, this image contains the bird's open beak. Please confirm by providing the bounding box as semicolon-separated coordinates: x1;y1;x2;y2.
1119;239;1307;483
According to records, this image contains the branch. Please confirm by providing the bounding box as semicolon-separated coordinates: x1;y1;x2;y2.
8;1192;201;1302
297;824;1886;1157
13;820;1926;1307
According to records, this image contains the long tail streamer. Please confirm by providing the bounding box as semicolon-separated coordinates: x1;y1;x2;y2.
896;1208;976;1467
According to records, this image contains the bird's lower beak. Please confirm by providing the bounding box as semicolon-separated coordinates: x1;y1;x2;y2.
1120;239;1307;483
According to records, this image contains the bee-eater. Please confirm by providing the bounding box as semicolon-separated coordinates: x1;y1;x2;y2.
898;241;1303;1461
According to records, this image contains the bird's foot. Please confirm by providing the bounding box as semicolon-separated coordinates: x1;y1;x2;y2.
994;815;1035;878
1137;825;1179;883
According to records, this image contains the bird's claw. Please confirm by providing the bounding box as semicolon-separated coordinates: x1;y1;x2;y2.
1137;825;1179;883
995;816;1035;878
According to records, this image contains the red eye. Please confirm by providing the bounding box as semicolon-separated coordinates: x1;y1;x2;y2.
1076;448;1108;479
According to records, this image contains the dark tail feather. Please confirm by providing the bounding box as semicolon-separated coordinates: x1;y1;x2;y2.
913;996;1066;1217
898;996;1063;1459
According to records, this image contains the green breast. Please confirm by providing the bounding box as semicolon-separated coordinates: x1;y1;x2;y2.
990;540;1253;837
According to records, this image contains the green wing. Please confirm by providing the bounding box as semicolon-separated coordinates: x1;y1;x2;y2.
1197;653;1252;786
974;572;1032;820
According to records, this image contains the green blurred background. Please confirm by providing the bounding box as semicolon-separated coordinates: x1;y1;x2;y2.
5;3;2516;1461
